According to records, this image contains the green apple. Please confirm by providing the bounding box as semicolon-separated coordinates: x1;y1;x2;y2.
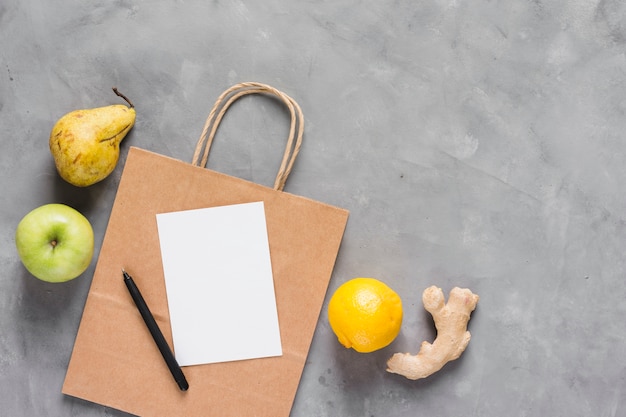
15;203;94;283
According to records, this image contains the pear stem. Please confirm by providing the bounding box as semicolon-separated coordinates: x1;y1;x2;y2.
112;87;134;108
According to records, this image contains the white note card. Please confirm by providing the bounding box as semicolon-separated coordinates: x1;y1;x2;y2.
156;201;282;367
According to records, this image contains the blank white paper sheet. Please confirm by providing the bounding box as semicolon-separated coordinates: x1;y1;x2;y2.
156;201;282;366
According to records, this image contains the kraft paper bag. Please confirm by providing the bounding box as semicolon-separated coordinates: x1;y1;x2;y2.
62;83;349;417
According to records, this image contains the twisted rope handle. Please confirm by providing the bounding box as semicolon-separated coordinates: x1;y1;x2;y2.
192;82;304;191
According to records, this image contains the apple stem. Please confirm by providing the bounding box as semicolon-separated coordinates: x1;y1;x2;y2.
50;240;57;247
112;87;134;108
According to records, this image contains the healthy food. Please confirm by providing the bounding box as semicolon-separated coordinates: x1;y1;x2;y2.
328;277;403;353
49;88;136;187
387;286;479;380
15;203;94;283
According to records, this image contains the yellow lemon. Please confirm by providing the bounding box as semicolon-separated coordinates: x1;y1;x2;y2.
328;277;403;353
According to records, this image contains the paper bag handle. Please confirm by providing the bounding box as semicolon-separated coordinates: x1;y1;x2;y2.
192;82;304;191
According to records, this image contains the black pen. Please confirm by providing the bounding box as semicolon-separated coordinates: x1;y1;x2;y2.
122;269;189;391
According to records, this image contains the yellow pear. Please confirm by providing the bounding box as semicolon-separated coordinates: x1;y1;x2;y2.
49;88;136;187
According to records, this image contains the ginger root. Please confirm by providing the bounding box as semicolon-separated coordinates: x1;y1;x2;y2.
387;286;479;380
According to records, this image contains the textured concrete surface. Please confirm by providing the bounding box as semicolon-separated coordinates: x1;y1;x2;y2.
2;1;626;416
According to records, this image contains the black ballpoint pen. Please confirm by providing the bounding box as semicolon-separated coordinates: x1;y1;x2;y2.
123;269;189;391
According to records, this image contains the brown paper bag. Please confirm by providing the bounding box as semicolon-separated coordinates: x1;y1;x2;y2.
62;82;349;417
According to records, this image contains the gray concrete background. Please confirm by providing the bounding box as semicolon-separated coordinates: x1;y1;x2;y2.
2;1;625;416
